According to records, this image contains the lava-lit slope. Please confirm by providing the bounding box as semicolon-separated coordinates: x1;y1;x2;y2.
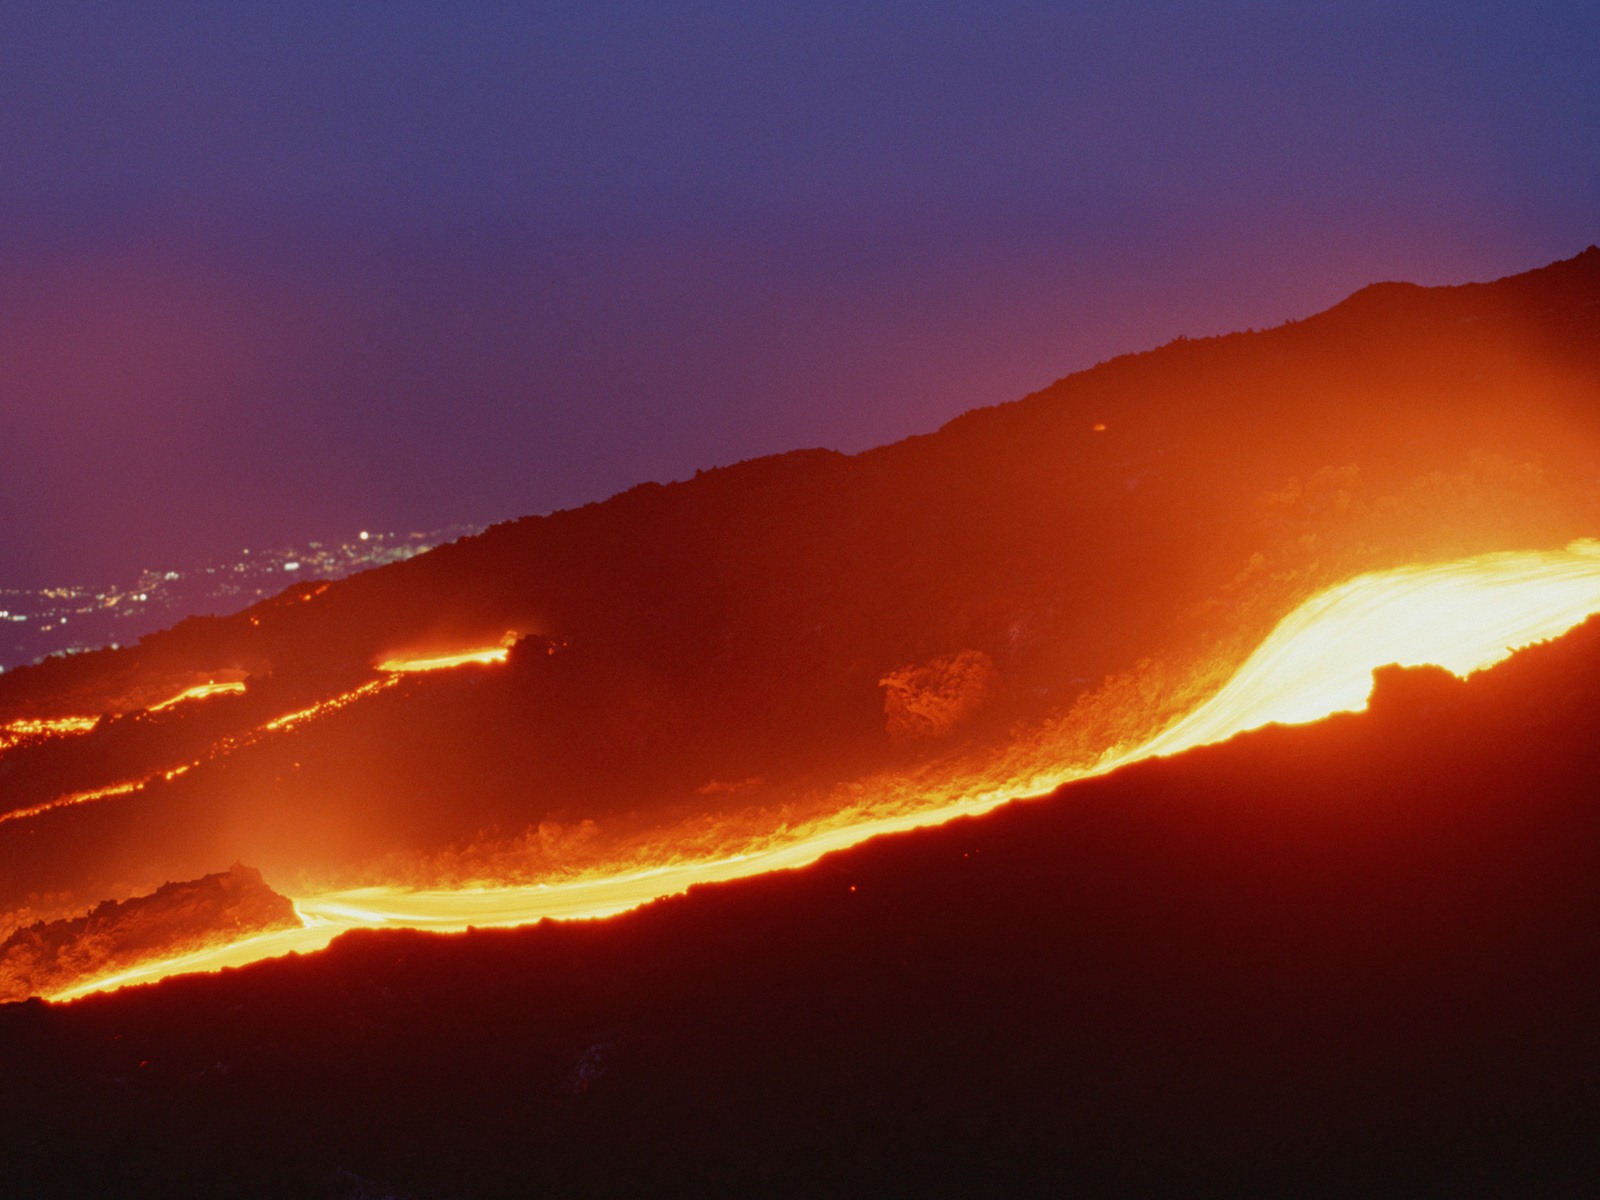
0;865;295;1003
9;246;1600;718
5;249;1600;925
8;618;1600;1197
22;542;1600;1004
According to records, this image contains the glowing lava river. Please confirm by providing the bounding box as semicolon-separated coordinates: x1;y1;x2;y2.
45;541;1600;1002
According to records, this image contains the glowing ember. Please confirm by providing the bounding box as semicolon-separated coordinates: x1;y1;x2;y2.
263;677;394;732
3;680;247;758
7;678;395;827
46;541;1600;1002
4;645;507;830
1;780;141;827
0;715;99;753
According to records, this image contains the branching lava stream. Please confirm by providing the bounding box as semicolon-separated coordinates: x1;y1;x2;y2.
45;542;1600;1002
1;646;512;829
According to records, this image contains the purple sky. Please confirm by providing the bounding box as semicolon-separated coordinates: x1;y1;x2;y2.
2;2;1597;586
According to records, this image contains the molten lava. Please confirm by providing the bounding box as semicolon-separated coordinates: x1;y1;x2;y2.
262;677;395;732
0;780;142;829
377;645;510;673
0;715;98;753
44;541;1600;1002
147;679;248;712
3;643;511;829
1132;542;1600;760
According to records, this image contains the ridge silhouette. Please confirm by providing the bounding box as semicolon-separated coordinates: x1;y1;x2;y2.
4;247;1600;937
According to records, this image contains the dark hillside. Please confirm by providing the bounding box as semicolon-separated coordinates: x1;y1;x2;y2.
3;249;1600;930
9;248;1600;719
7;612;1600;1196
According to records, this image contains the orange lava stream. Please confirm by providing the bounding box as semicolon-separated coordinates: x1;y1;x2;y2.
1;780;142;828
262;677;396;732
377;646;509;673
3;680;245;758
5;645;508;829
0;715;99;754
1132;541;1600;760
3;679;401;829
147;680;248;712
1;680;245;760
48;541;1600;1002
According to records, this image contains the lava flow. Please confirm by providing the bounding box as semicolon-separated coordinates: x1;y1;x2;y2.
1132;541;1600;760
0;715;99;753
147;679;248;712
2;645;516;832
2;679;246;755
45;541;1600;1002
377;644;511;673
0;678;397;829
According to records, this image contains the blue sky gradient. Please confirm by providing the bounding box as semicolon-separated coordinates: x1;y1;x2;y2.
2;2;1596;583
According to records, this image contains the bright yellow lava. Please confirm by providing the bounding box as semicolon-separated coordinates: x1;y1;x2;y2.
377;646;509;673
6;645;510;831
1133;541;1600;761
47;541;1600;1002
0;715;99;753
148;680;248;712
263;677;394;732
1;780;142;828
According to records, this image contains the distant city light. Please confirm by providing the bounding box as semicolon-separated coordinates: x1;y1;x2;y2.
2;522;480;670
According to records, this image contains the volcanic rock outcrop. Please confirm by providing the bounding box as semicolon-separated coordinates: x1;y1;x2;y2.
0;865;297;1003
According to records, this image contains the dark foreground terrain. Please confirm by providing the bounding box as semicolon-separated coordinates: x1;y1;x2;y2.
6;616;1600;1197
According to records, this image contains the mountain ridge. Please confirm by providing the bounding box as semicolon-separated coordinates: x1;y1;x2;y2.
7;244;1600;716
3;245;1600;938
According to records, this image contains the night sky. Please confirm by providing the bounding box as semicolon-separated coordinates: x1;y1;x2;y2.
3;2;1596;587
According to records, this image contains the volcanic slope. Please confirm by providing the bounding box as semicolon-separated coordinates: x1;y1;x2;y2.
7;612;1600;1197
4;248;1600;924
